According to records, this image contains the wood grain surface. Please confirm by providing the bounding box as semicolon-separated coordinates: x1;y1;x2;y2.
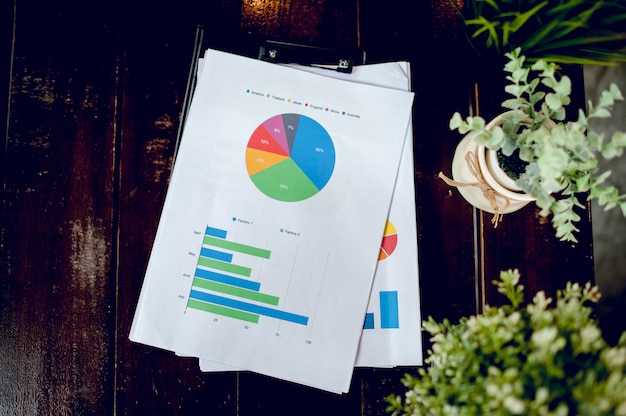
1;1;593;415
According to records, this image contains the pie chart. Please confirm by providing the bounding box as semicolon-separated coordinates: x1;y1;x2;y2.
246;114;335;202
378;220;398;261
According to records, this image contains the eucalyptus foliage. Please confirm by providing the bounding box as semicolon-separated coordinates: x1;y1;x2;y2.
387;270;626;415
450;48;626;242
458;0;626;65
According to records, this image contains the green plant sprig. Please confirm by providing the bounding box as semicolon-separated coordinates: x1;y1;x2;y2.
386;269;626;416
449;48;626;242
459;0;626;65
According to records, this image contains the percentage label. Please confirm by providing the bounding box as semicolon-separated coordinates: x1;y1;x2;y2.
315;147;324;153
256;158;265;163
279;184;289;189
260;139;270;145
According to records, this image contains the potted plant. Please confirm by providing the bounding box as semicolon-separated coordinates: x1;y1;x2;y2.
440;47;626;242
386;269;626;415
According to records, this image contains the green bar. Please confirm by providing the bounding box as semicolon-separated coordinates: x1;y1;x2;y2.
198;257;251;277
192;278;279;306
187;299;260;323
203;235;271;259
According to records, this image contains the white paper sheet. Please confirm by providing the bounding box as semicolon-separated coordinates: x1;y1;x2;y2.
197;61;422;370
327;63;422;368
129;49;414;393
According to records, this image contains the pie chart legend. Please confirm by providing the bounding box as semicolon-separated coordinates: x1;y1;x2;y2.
246;114;335;202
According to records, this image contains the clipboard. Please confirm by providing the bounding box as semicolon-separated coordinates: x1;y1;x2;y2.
258;40;366;73
130;26;420;392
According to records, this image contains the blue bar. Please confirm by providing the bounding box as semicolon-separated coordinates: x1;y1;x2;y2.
189;290;308;325
195;268;260;291
380;291;399;329
206;226;227;239
363;313;375;330
200;247;233;263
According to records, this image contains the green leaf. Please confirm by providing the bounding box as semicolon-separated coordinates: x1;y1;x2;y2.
521;18;562;51
609;83;624;100
529;91;545;106
602;142;622;159
535;53;626;66
554;76;572;96
599;90;616;108
509;1;550;32
467;16;502;51
487;126;505;148
593;170;612;186
505;84;525;97
470;116;486;130
593;108;612;119
534;33;626;53
511;67;529;83
502;98;521;110
449;112;464;130
545;0;590;16
577;108;588;127
611;131;626;148
575;175;591;192
502;21;512;46
545;93;563;111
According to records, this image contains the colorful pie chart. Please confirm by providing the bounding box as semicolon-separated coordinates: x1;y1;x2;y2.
378;220;398;261
246;114;335;202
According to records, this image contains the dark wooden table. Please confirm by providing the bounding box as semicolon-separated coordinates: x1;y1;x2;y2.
1;1;594;414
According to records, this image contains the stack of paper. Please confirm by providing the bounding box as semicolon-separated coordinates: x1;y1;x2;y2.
129;48;422;394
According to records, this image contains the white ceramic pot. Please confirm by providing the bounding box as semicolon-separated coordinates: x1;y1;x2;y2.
447;112;536;218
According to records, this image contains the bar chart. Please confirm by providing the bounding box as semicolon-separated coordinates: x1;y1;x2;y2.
363;290;400;330
187;226;309;326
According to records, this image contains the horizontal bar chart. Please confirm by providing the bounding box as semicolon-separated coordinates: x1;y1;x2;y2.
188;225;309;327
195;268;261;291
187;299;260;323
205;226;227;239
189;290;308;325
198;257;252;277
192;278;279;305
203;235;271;259
200;247;233;263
